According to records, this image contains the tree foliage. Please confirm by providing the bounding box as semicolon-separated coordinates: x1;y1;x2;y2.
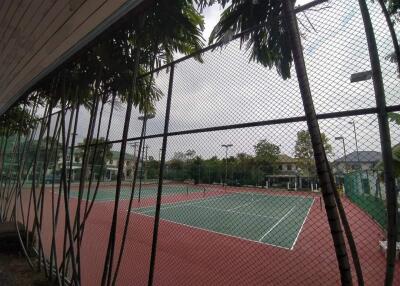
0;105;37;136
196;0;293;79
254;140;280;174
76;138;113;170
388;112;400;125
386;112;400;177
294;130;332;176
385;0;400;15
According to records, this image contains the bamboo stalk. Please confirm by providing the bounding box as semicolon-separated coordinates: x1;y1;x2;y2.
147;64;175;286
59;77;79;284
101;38;142;286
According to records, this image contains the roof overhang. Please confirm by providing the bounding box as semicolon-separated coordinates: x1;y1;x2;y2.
0;0;145;115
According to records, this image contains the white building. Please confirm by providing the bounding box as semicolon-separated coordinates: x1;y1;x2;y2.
57;149;136;182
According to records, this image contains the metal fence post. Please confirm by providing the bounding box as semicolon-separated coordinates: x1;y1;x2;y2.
148;63;175;286
282;1;353;284
356;1;398;285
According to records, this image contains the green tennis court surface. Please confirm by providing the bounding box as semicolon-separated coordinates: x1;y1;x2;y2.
134;192;314;249
67;184;207;201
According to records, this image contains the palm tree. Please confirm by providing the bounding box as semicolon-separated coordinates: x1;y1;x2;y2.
197;0;354;284
197;0;292;79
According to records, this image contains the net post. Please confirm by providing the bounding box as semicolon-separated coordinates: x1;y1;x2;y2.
320;196;322;211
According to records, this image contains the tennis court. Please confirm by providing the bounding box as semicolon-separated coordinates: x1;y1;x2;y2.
133;192;314;249
67;183;208;202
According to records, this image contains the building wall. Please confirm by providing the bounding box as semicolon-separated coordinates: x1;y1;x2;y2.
278;163;297;172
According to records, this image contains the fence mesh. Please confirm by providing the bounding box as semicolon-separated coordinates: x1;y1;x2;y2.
0;0;399;285
345;170;388;229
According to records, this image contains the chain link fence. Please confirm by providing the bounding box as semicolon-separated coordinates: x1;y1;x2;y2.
0;0;399;285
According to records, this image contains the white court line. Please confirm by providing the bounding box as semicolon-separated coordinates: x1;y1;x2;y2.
227;197;264;211
135;190;253;212
290;198;315;250
132;196;314;250
133;192;238;213
258;206;296;242
145;202;275;220
226;189;314;201
137;194;276;220
134;211;291;250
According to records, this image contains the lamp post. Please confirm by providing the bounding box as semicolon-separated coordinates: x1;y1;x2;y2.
349;70;369;170
129;142;139;182
335;136;348;173
137;113;155;201
129;142;139;158
348;119;361;169
253;145;258;186
221;144;233;187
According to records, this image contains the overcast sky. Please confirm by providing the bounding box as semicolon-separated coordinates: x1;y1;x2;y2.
68;0;400;162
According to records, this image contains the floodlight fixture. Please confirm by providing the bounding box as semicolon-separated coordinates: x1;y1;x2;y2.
350;70;372;83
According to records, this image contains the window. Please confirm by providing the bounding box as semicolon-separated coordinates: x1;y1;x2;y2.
110;159;113;164
287;165;292;171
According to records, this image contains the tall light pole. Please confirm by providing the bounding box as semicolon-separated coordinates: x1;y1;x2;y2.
335;136;348;173
137;113;155;202
221;144;233;187
145;145;149;161
349;71;370;171
129;142;139;158
348;119;361;169
253;145;259;186
129;142;139;182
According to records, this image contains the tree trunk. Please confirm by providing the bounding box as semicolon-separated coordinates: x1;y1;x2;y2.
356;1;398;285
282;1;353;285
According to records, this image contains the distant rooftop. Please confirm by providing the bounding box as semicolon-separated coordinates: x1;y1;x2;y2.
335;151;381;163
276;154;298;163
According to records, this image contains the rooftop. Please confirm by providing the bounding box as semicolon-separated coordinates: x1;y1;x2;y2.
335;151;382;163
